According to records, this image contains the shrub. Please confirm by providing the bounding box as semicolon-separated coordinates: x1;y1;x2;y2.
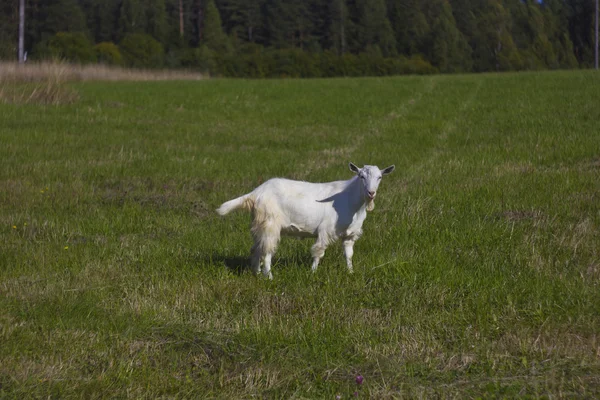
43;32;96;64
219;52;269;78
119;34;164;68
95;42;122;65
212;47;438;78
398;55;438;75
222;43;270;78
0;41;16;60
179;46;216;75
266;48;321;78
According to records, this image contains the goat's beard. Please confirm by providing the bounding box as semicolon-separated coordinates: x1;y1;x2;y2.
366;199;375;212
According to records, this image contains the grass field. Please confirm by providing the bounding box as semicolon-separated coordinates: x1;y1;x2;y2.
1;70;599;398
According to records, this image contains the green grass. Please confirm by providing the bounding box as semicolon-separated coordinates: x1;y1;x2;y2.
1;71;599;398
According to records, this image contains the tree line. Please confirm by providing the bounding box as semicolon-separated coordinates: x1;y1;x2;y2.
0;0;597;77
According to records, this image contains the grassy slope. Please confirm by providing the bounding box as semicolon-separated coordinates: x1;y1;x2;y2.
1;71;599;398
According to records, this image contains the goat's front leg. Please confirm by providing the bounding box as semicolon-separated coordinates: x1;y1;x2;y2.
342;239;355;273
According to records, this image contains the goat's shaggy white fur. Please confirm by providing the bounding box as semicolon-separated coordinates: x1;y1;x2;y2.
217;163;395;279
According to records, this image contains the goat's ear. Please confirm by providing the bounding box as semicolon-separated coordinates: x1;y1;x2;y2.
382;165;395;175
349;162;360;174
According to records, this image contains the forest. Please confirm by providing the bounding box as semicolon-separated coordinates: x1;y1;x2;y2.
0;0;598;77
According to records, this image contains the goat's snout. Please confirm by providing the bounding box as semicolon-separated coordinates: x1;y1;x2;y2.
367;190;376;199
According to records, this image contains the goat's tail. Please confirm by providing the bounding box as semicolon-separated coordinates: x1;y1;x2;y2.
216;193;255;216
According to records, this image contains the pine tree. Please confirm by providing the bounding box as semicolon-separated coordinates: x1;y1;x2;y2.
425;0;472;72
352;0;396;56
472;0;521;71
265;0;299;48
0;0;18;58
203;0;230;53
450;0;478;39
118;0;147;40
80;0;120;43
543;0;578;68
387;0;429;56
304;0;329;52
327;0;350;54
191;0;204;46
164;0;195;48
43;0;88;37
564;0;595;65
220;0;266;43
146;0;168;44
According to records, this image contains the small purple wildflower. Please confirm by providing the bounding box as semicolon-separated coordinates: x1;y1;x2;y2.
355;375;364;385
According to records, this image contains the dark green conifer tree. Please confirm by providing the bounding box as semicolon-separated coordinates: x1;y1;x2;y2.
0;0;18;58
146;0;168;44
118;0;147;40
43;0;89;37
353;0;396;56
387;0;429;56
472;0;521;71
425;0;472;72
328;0;350;54
203;0;231;53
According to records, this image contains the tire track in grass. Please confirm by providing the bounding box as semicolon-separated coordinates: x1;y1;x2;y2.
375;77;483;243
409;77;483;178
297;77;440;179
385;75;439;126
368;75;440;142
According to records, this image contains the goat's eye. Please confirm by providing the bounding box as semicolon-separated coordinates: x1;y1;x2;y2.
378;176;382;180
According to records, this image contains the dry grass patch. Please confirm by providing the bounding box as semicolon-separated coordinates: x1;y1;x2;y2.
0;80;79;105
0;61;205;105
0;61;205;82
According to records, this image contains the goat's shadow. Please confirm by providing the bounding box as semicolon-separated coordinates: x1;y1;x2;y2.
196;251;313;276
219;255;250;275
188;253;249;275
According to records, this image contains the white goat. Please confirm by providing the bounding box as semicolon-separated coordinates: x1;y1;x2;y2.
216;163;395;279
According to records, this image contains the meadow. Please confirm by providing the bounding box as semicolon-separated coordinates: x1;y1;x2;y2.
1;69;599;398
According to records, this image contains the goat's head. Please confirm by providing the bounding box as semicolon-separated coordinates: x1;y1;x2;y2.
349;162;395;210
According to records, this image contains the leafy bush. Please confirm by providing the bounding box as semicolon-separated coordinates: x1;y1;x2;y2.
0;41;15;60
220;43;270;78
119;34;164;68
42;32;96;64
216;48;437;78
396;55;438;75
179;46;217;75
267;48;321;78
95;42;122;65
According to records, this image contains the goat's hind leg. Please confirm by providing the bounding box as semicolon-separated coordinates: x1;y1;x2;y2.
251;220;279;279
250;243;273;280
262;253;273;280
310;235;329;272
250;243;262;275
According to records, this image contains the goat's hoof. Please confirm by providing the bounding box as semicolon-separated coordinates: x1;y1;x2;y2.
262;270;273;279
